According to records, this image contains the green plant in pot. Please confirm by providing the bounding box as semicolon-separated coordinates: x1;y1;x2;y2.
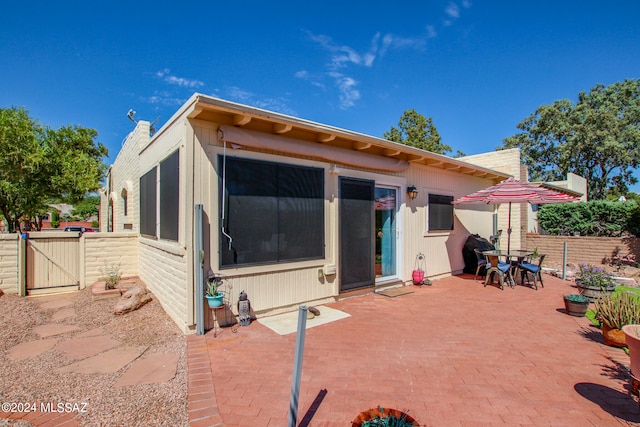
205;273;224;308
563;294;590;317
575;263;617;302
594;290;640;348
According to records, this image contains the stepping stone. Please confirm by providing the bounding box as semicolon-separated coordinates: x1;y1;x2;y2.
114;353;180;387
56;346;147;374
6;338;58;361
39;299;74;310
55;335;121;360
77;327;106;338
33;323;80;338
51;307;75;321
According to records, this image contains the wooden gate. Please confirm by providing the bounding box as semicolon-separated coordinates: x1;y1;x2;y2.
26;232;80;293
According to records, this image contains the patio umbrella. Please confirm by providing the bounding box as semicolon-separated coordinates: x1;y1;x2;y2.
452;177;580;252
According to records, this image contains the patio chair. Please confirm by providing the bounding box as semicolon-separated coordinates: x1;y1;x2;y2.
518;254;546;290
484;254;512;290
473;248;488;280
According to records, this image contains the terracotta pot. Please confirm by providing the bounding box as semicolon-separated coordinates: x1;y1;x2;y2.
602;324;627;348
352;407;419;427
623;325;640;378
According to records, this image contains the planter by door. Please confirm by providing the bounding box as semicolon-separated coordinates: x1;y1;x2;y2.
563;294;590;317
623;325;640;378
576;281;616;302
205;293;224;308
602;324;627;348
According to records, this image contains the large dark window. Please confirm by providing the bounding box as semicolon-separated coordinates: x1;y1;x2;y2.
139;167;157;237
220;156;324;267
428;193;454;231
160;150;179;241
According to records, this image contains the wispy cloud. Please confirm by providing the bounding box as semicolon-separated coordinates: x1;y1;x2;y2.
299;2;471;109
444;1;471;26
224;86;297;116
144;90;187;107
328;72;360;109
156;69;205;89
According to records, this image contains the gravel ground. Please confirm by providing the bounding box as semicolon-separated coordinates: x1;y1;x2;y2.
0;284;187;427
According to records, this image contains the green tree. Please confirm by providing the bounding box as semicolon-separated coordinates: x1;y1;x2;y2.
502;79;640;200
384;109;451;155
71;194;101;219
0;106;108;232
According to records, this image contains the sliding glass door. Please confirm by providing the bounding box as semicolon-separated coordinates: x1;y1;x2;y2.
375;186;397;279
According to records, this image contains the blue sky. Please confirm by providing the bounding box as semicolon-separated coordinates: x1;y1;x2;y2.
2;1;639;190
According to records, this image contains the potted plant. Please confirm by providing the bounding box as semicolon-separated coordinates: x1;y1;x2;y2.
563;294;590;317
352;407;419;427
594;290;640;347
575;263;617;301
623;325;640;380
205;274;224;308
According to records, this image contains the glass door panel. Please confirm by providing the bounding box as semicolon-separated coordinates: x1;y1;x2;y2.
375;187;397;279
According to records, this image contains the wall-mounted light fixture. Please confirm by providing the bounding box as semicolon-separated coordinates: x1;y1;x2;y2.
407;185;419;200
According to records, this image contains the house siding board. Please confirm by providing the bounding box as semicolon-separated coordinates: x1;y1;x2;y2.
0;234;18;294
403;166;497;279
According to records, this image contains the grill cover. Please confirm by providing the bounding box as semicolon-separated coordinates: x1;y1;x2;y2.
462;234;494;274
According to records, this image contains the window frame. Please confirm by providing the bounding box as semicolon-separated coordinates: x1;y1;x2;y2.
139;166;157;238
219;155;325;268
159;150;180;241
427;192;454;232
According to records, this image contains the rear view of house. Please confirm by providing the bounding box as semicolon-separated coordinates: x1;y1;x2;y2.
101;94;509;332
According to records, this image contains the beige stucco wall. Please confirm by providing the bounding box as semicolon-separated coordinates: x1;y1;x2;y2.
0;234;19;294
195;120;502;319
81;233;139;287
104;107;508;333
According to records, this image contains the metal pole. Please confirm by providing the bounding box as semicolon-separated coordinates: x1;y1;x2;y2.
288;306;308;427
562;242;568;280
195;205;205;335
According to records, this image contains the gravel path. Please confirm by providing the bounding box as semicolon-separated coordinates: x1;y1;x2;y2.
0;285;188;426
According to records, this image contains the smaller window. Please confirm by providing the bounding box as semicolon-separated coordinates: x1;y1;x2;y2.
121;189;128;216
428;193;454;231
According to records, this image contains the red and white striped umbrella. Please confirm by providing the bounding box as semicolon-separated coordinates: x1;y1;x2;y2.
452;177;580;251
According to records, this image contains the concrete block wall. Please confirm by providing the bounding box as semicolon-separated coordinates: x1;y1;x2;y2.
138;239;188;332
82;233;139;287
526;234;640;266
0;234;18;294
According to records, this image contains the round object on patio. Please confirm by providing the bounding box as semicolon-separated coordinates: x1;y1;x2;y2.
602;324;627;348
563;294;590;317
351;407;419;427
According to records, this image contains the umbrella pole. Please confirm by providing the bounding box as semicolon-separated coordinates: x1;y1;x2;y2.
507;202;512;253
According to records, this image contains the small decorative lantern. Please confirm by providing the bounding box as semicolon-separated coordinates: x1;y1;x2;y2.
237;291;251;326
407;185;419;200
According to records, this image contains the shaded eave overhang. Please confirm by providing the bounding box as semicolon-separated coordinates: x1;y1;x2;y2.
531;181;584;198
173;93;508;180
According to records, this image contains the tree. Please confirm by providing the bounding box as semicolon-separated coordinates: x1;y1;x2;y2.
384;109;451;155
502;79;640;200
0;106;108;232
71;194;101;219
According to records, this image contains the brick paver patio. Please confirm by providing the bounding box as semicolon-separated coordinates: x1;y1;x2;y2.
189;273;640;426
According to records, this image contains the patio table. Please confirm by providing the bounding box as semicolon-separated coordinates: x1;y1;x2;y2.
482;249;533;288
